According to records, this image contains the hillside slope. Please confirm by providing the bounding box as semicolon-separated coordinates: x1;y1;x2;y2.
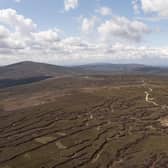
0;61;77;79
1;62;168;80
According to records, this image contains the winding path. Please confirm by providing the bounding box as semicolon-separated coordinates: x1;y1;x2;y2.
144;91;158;106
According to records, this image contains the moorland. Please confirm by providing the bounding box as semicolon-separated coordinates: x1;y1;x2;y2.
0;62;168;168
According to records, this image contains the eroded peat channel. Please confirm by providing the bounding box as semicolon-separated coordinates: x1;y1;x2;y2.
0;75;168;168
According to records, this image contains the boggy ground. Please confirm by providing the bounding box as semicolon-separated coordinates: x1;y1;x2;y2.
0;75;168;168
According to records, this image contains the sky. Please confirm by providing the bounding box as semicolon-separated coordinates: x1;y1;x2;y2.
0;0;168;65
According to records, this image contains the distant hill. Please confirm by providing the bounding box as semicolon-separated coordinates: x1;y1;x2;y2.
0;61;77;79
0;61;168;89
76;63;146;73
134;66;168;75
76;63;168;75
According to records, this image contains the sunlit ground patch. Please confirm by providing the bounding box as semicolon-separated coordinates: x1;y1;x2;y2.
23;153;31;160
35;136;55;144
159;117;168;127
55;141;67;149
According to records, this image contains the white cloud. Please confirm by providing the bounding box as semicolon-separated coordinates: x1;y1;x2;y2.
0;9;37;34
132;0;140;14
81;16;97;33
96;7;112;16
32;30;60;43
64;0;78;11
141;0;168;17
98;16;150;42
0;25;10;38
0;8;168;65
14;0;21;3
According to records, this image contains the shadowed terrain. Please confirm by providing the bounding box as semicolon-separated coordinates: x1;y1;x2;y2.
0;62;168;168
0;76;51;89
0;61;79;80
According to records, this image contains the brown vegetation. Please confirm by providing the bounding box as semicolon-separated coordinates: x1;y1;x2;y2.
0;74;168;168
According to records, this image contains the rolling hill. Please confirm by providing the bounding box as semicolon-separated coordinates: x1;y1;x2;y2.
0;61;168;89
76;63;168;75
76;63;146;73
1;61;168;80
0;61;77;80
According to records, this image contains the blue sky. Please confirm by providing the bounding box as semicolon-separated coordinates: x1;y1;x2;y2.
0;0;168;65
0;0;136;35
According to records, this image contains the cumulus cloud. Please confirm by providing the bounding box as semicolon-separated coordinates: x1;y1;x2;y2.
132;0;140;14
0;8;168;65
96;7;112;16
32;30;60;43
81;16;97;33
141;0;168;17
0;9;61;55
0;25;10;38
98;16;150;42
64;0;78;11
0;9;37;34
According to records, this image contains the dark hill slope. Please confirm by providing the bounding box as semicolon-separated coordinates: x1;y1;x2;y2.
76;63;145;73
1;62;168;80
0;61;77;79
77;63;168;75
